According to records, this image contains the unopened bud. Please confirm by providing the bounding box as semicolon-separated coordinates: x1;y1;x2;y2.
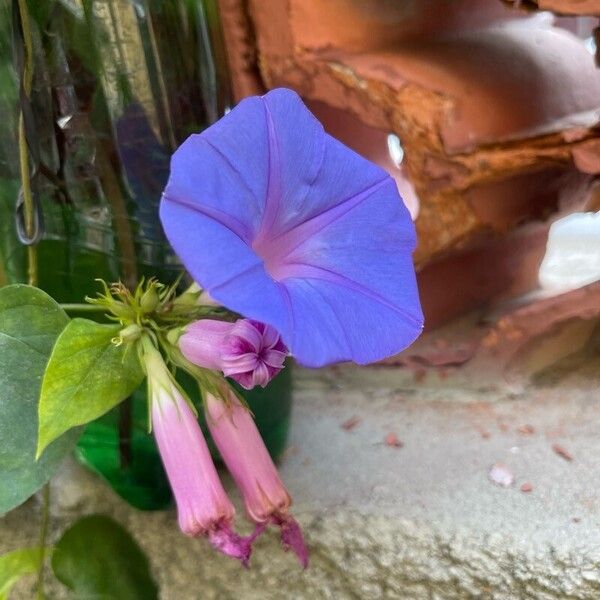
140;287;160;313
110;302;135;320
172;291;200;308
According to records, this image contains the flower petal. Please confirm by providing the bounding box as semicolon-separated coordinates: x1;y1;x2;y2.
163;96;271;240
257;322;280;350
271;177;422;366
277;515;309;569
228;371;255;390
253;88;325;242
221;354;260;376
229;319;263;353
253;90;389;258
250;516;309;568
251;361;271;388
261;348;287;369
283;275;421;366
180;320;232;370
207;523;253;566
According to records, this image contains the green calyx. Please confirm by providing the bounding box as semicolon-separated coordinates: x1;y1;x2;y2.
86;278;175;329
113;324;143;346
138;334;201;430
86;278;236;343
138;336;173;389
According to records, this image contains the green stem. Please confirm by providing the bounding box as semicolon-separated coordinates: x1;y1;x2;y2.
59;303;107;313
35;484;50;600
17;0;37;288
17;0;33;96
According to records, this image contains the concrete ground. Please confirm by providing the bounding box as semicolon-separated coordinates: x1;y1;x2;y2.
1;359;599;599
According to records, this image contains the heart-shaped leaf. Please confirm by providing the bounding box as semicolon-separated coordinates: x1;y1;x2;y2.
51;515;158;600
0;547;42;600
0;284;78;515
37;318;144;457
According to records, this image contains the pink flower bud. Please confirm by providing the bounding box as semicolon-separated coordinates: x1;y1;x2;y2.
180;319;287;390
178;319;232;371
205;392;308;567
146;347;251;564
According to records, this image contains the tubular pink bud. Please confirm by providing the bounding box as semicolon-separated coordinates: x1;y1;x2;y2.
179;320;232;371
205;392;308;567
145;345;251;564
180;319;287;390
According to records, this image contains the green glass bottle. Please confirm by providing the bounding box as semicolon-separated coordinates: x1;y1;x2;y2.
0;0;292;510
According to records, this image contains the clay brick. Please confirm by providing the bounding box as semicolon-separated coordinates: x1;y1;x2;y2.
504;0;600;15
220;0;600;266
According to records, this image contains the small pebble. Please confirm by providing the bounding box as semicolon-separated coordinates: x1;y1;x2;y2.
384;433;403;448
520;482;533;493
517;424;535;435
552;443;573;462
341;416;361;431
488;463;514;487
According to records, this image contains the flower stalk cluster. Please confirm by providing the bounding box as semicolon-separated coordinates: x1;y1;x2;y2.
90;278;304;567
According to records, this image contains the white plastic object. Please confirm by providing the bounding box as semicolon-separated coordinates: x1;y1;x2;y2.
538;211;600;292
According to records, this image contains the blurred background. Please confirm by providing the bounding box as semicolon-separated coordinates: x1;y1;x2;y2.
0;1;599;598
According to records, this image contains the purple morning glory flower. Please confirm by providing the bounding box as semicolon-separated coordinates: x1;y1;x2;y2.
160;88;423;367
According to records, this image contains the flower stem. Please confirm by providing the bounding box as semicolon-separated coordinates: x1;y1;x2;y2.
17;0;37;288
35;483;50;600
59;303;107;313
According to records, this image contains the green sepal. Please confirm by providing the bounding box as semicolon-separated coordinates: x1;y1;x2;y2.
138;335;197;432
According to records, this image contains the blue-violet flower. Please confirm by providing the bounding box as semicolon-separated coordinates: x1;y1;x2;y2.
160;88;423;367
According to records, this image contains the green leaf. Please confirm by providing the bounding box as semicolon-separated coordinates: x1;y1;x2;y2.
51;515;158;600
37;319;144;458
0;284;78;515
0;547;42;600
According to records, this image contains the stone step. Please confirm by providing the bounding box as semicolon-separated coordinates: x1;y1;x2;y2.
1;363;598;599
